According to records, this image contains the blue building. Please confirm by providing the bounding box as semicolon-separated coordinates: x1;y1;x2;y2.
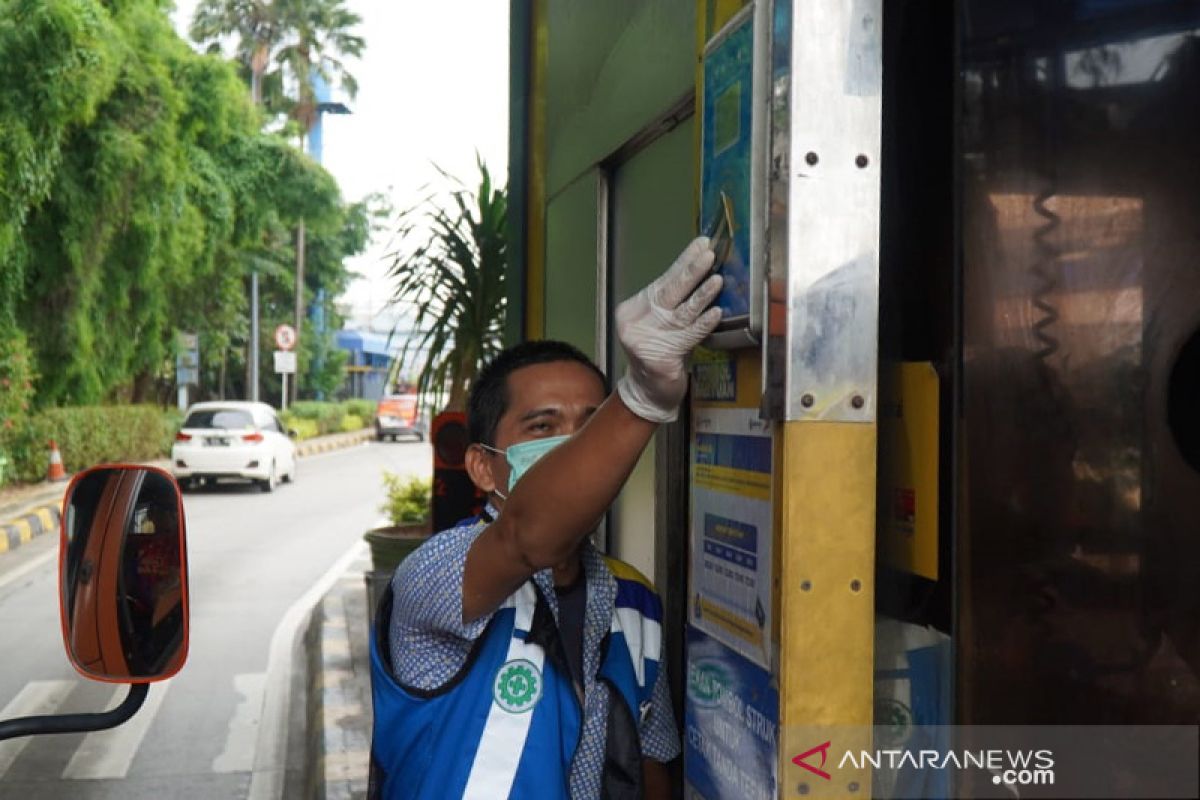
334;329;397;400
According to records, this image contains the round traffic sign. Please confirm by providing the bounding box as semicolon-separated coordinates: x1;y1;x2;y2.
274;324;297;351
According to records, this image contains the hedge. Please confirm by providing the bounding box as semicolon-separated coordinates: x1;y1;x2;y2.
0;400;372;486
282;400;372;438
1;406;174;483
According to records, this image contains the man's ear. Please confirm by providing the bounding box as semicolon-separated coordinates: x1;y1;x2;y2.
465;444;497;494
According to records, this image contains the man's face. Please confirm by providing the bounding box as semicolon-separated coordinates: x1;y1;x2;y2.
468;359;606;500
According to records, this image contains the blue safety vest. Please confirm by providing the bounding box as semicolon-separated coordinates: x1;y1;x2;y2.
368;550;663;799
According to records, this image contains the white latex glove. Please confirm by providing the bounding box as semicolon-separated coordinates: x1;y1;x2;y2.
615;236;724;423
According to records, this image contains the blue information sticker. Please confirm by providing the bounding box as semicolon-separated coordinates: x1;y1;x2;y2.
684;626;778;800
701;13;755;321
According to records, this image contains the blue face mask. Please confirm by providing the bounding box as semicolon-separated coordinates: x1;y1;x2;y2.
482;434;570;496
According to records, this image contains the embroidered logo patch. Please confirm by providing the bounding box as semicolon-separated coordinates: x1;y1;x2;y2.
494;659;542;713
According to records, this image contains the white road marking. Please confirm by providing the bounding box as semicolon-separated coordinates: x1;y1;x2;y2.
62;680;172;780
212;672;266;773
0;548;56;594
247;540;366;800
0;680;75;778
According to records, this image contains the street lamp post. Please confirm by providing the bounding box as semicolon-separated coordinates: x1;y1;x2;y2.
293;73;350;403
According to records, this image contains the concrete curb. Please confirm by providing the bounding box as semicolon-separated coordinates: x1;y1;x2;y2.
296;429;374;459
0;502;61;555
305;557;373;800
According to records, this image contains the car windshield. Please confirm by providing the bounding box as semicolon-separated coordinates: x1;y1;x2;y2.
182;409;255;430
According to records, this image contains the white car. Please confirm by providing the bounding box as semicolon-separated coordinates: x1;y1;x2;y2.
171;401;298;492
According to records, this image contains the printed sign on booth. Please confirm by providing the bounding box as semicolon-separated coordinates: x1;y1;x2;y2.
689;406;774;668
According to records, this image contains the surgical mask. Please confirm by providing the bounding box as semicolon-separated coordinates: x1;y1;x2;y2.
481;434;570;496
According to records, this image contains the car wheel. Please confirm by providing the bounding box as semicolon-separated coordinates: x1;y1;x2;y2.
284;458;296;484
259;461;278;493
416;432;425;442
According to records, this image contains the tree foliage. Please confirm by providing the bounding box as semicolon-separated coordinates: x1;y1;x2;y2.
0;0;368;420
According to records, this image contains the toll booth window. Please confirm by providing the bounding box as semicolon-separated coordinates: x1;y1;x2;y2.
959;2;1200;726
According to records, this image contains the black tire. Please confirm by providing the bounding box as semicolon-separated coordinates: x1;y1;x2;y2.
415;431;425;442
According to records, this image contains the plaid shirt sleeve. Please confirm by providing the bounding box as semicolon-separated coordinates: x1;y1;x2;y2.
641;653;683;762
387;521;495;690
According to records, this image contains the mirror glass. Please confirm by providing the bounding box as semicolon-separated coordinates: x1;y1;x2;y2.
61;466;189;681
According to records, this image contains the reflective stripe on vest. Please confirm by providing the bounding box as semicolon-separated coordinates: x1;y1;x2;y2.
462;583;543;799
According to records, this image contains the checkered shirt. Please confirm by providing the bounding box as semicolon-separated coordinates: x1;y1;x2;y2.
388;509;681;799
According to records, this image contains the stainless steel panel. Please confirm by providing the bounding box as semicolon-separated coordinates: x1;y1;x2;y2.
761;0;883;421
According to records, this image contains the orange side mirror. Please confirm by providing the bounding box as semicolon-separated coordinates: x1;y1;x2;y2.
60;466;190;683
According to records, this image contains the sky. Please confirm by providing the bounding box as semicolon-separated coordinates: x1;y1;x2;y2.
170;0;510;332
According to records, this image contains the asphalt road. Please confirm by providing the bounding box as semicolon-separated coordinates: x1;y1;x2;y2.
0;439;429;799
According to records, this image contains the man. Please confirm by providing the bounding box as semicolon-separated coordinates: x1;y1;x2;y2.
369;237;723;799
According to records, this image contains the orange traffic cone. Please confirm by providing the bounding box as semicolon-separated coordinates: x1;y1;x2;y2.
47;440;67;483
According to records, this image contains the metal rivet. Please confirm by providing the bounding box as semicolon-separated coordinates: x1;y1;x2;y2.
801;393;815;408
798;783;810;795
805;151;819;166
849;782;861;793
801;580;812;591
850;579;862;592
851;395;865;409
856;154;869;168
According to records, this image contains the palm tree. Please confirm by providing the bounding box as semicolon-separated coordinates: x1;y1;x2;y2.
189;0;282;106
386;159;508;412
274;0;365;136
190;0;363;120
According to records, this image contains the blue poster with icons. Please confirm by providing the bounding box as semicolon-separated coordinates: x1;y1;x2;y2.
684;626;778;800
701;10;754;322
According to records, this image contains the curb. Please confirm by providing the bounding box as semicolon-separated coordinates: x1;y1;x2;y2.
0;502;61;555
305;558;373;800
296;429;374;459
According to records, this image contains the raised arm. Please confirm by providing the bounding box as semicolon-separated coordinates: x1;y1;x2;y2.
462;238;723;622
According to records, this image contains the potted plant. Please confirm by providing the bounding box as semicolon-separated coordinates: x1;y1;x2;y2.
364;472;433;573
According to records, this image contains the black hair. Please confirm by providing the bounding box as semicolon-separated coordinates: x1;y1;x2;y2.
467;340;608;446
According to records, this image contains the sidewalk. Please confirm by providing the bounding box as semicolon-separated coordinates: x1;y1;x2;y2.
305;553;376;800
0;427;374;557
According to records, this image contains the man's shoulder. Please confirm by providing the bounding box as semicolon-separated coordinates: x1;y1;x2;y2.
601;556;663;621
601;555;656;591
393;515;489;585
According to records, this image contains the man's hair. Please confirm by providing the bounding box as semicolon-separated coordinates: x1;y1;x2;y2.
467;340;608;446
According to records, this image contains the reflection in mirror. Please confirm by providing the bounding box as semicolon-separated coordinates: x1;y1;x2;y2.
61;466;189;682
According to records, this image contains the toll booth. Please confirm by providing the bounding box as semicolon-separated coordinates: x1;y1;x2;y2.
508;1;1200;797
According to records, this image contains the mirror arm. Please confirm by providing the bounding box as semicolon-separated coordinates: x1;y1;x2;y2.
0;683;149;742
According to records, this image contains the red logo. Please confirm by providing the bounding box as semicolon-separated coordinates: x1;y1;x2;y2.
792;741;833;780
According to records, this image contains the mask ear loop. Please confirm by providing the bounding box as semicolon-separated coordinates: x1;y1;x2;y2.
479;443;509;501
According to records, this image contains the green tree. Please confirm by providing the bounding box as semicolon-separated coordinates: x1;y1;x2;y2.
189;0;282;105
0;0;364;409
273;0;364;133
0;0;120;329
386;158;507;412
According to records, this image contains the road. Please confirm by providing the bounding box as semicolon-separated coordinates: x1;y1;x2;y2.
0;439;428;799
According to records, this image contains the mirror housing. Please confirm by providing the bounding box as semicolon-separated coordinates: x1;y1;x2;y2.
59;465;189;683
287;428;299;439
